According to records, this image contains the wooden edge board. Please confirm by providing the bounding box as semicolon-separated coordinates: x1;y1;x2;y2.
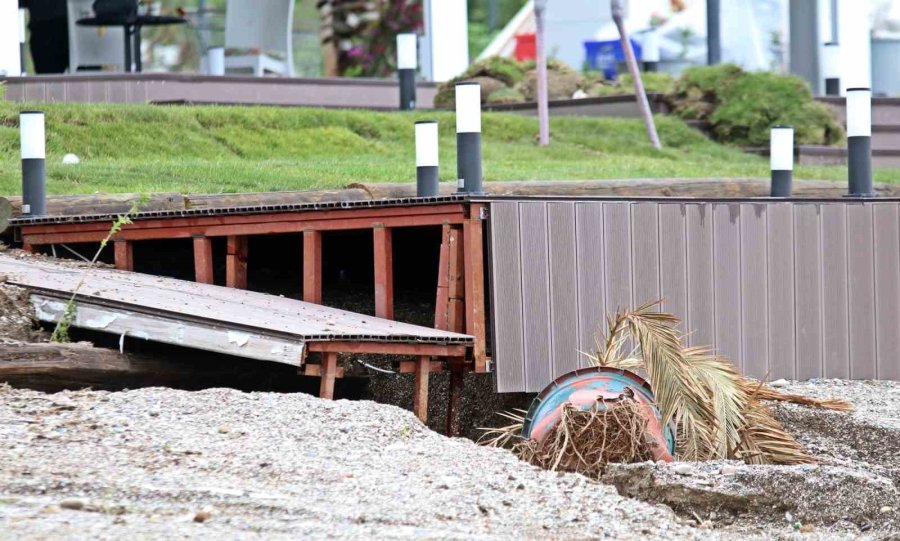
30;294;306;367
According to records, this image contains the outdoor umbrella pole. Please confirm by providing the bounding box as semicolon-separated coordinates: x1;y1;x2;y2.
611;0;661;150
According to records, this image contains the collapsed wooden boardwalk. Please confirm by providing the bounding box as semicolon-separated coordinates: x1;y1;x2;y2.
0;254;472;422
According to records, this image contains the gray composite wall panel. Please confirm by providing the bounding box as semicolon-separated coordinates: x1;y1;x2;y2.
489;199;898;393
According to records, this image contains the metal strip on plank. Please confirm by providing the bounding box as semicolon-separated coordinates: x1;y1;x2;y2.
575;202;606;368
767;203;796;380
685;203;714;348
847;203;877;379
739;203;768;379
873;203;900;380
794;203;824;380
488;202;526;392
519;202;553;392
631;202;661;310
821;204;850;378
658;203;688;333
547;202;580;377
713;203;742;368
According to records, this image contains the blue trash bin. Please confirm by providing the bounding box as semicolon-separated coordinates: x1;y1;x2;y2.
584;39;642;80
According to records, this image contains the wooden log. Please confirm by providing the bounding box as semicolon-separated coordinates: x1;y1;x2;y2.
5;193;185;218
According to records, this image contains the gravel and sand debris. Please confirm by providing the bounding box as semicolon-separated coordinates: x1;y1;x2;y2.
0;384;715;540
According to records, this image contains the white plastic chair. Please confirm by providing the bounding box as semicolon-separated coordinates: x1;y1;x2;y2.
67;0;126;72
224;0;294;77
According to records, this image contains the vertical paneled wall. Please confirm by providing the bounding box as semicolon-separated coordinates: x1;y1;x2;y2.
489;200;900;393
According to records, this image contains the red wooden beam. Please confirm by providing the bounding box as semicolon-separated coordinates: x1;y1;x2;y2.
193;236;214;284
303;229;323;304
464;204;488;372
434;224;451;330
307;341;468;357
22;212;465;246
225;235;248;289
413;355;430;423
373;225;393;320
113;240;134;271
319;351;338;400
447;226;465;333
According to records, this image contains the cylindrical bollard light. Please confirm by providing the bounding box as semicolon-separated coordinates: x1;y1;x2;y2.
18;8;26;75
642;29;660;72
20;111;46;216
455;81;483;194
769;125;794;197
822;42;840;96
397;33;417;111
415;120;439;197
846;87;875;197
208;46;225;76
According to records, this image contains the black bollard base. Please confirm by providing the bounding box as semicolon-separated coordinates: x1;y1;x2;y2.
825;78;840;97
456;132;483;194
21;158;46;216
416;166;439;197
847;136;876;197
770;170;792;197
399;69;416;111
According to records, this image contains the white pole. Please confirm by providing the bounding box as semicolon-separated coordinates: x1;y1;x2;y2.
769;126;794;197
0;1;22;76
20;111;46;216
415;120;439;196
535;0;549;147
208;47;224;76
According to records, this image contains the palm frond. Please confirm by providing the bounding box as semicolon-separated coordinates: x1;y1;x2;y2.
682;348;747;459
738;399;815;465
751;386;853;411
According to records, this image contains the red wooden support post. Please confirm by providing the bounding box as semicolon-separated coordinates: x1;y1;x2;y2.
225;235;248;289
447;226;465;333
22;242;34;254
413;355;431;423
319;351;338;400
113;240;134;271
192;236;214;284
464;204;488;372
373;224;394;320
434;224;451;330
446;356;466;436
303;229;322;304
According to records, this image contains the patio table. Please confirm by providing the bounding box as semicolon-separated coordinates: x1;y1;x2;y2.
76;15;187;73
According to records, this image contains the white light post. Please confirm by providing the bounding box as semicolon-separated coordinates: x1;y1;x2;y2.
642;28;660;72
208;47;224;76
18;8;26;75
846;87;874;197
769;125;794;197
455;82;482;194
397;33;418;110
415;120;439;197
822;42;840;96
20;111;46;216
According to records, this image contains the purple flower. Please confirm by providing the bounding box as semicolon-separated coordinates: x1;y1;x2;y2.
347;46;365;58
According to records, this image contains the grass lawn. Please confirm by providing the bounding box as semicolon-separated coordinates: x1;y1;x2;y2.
0;101;894;196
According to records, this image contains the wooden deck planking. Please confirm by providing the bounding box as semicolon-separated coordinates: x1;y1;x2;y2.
821;204;850;378
0;255;472;346
547;203;580;376
712;203;742;369
846;204;877;379
658;204;688;333
574;203;607;368
793;204;824;380
685;204;715;348
739;203;768;379
489;202;527;392
519;202;553;392
603;203;634;355
873;203;900;380
767;204;796;380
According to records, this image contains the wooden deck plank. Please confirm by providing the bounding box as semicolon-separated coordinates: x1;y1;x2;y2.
547;202;579;377
767;204;796;380
0;255;472;345
740;203;768;379
575;202;606;368
873;203;900;380
713;203;742;368
685;204;714;348
488;202;526;392
793;204;823;380
520;202;552;392
846;203;877;379
631;202;660;311
821;204;850;378
658;204;688;333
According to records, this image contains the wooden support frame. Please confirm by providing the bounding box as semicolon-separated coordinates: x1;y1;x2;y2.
464;204;488;372
434;224;451;330
307;341;467;357
373;224;394;320
114;240;134;271
303;229;323;304
193;236;214;284
225;235;248;289
413;355;430;422
319;351;338;400
447;226;466;333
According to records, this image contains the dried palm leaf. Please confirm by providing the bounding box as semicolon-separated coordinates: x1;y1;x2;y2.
738;399;815;465
682;347;747;459
477;409;527;449
750;386;853;411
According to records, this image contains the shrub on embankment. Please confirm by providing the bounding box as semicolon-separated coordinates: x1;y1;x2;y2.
435;59;845;148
